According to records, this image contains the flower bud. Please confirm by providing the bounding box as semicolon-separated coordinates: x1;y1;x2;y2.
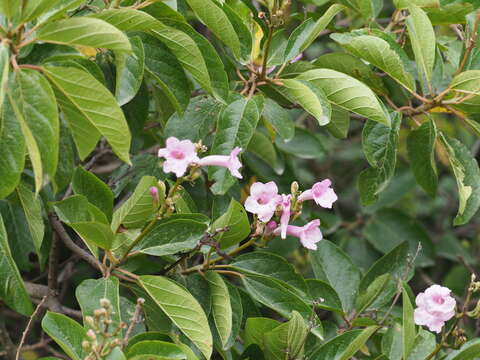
467;300;480;319
86;329;96;340
100;298;111;309
85;316;95;327
290;181;299;195
82;340;91;351
150;186;160;205
94;308;107;318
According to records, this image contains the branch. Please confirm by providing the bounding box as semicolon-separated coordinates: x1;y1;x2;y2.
16;296;47;360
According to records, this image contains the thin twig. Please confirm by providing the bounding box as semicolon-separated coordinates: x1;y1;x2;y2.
15;296;47;360
122;298;145;348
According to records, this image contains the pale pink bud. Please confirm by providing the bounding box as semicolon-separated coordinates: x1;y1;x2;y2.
197;147;243;178
149;186;159;203
274;219;322;250
278;194;292;239
158;137;199;177
297;179;337;208
244;181;282;222
414;285;456;333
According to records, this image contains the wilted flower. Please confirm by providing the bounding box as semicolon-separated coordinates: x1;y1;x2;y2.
297;179;337;208
158;137;199;177
197;147;243;178
274;219;323;250
244;181;282;222
414;284;456;333
279;194;292;239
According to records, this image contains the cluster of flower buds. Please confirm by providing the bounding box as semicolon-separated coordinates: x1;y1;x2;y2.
158;137;242;179
82;298;125;360
414;285;456;333
245;179;337;250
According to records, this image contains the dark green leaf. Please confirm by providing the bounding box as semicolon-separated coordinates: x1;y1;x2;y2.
115;36;145;106
211;199;250;249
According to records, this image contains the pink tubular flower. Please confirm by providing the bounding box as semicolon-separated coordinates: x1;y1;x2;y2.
197;147;243;179
279;194;292;239
158;137;199;177
244;181;282;222
274;219;323;250
149;186;159;202
297;179;338;208
414;285;456;333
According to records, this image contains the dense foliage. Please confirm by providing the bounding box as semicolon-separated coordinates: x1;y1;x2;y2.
2;0;480;359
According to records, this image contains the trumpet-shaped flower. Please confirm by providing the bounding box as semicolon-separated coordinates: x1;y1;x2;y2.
197;147;243;178
298;179;337;208
244;182;282;222
414;284;456;333
158;137;199;177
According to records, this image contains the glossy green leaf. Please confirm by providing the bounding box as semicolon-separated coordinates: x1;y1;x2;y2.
0;0;20;19
233;251;308;297
21;0;63;22
298;69;390;125
408;329;436;359
44;65;131;163
10;69;59;192
111;176;158;231
116;36;145;106
245;318;281;349
138;275;213;359
185;0;241;59
406;5;436;86
206;271;232;348
211;199;250;249
225;281;242;349
403;285;416;359
306;279;343;314
0;213;33;316
264;311;307;360
331;33;415;91
440;133;480;225
0;42;9;114
209;97;260;194
278;78;331;125
327;105;350;139
137;214;209;256
275;127;325;159
262;98;294;140
16;182;45;264
37;0;85;24
126;340;187;360
247;131;277;167
72;167;114;221
445;339;480;360
310;240;361;312
41;312;86;360
355;273;390;314
38;17;131;52
394;0;439;8
407;119;438;197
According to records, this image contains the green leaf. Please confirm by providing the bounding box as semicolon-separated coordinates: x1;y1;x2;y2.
242;274;315;323
407;119;438;197
185;0;241;59
275;127;325;159
225;282;243;349
53;121;75;193
137;214;209;256
394;0;439;8
445;339;480;360
310;240;361;313
403;285;416;359
355;273;390;314
297;69;390;125
9;69;59;192
306;279;343;314
364;208;434;266
21;0;64;22
209;97;260;195
449;70;480;113
141;33;190;114
206;271;232;349
312;52;387;95
358;242;411;309
75;277;122;336
53;195;114;250
126;340;187;360
406;5;436;87
439;133;480;225
115;36;145;106
72;167;114;221
112;176;158;231
38;17;132;52
408;329;436;359
327;105;350;139
264;311;308;360
262;98;294;141
232;251;308;298
308;327;379;360
16;182;45;265
44;65;131;163
245;318;281;349
358;113;401;206
0;0;20;19
331;33;415;91
37;0;85;25
247;131;277;167
278;79;331;125
41;312;86;360
284;4;345;62
0;213;33;316
0;42;9;114
211;199;250;249
138;275;213;359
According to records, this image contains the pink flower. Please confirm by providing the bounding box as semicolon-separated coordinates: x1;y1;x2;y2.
244;181;282;222
274;219;323;250
197;147;243;179
158;137;199;177
414;285;456;333
297;179;337;208
279;194;292;239
149;186;159;203
265;220;278;236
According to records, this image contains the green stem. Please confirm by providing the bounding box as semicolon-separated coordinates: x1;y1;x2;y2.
260;23;274;80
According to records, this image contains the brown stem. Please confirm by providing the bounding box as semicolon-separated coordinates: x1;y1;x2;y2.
16;296;47;360
123;298;145;348
456;11;480;75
